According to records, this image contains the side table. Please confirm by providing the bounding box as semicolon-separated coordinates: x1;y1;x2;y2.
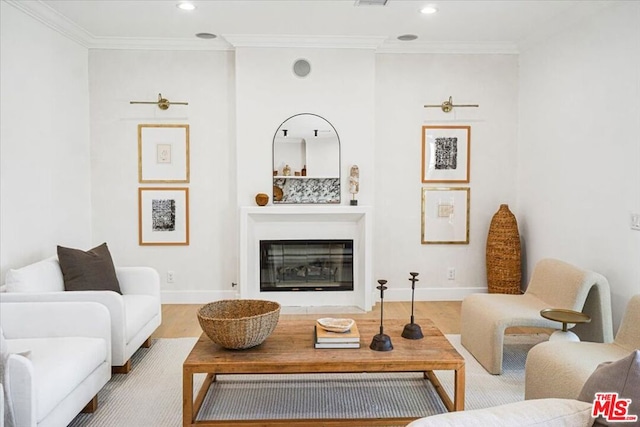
540;308;591;341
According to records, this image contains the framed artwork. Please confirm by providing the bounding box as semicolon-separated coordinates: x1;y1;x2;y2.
138;124;190;183
138;187;189;246
422;125;470;183
421;187;470;244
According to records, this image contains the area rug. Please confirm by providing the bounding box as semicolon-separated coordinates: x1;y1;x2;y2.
69;334;547;426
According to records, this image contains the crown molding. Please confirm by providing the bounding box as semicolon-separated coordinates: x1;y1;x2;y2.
223;34;388;50
5;0;92;48
89;37;234;51
377;41;519;55
6;0;517;54
4;0;233;51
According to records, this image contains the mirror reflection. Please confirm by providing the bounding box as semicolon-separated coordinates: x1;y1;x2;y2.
272;113;341;204
273;114;340;178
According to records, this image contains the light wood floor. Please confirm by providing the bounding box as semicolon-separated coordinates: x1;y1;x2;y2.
151;301;544;339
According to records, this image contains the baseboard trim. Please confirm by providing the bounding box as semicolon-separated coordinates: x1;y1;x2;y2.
384;287;486;302
160;290;238;304
161;287;485;304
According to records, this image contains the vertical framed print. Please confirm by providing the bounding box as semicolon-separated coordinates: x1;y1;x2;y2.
421;187;470;244
138;187;189;246
138;124;190;183
422;125;470;183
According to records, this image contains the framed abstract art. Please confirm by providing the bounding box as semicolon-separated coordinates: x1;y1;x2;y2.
422;125;470;183
138;187;189;246
138;124;190;183
421;187;470;244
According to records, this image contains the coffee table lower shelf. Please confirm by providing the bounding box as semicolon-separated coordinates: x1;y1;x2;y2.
183;319;465;427
186;369;460;427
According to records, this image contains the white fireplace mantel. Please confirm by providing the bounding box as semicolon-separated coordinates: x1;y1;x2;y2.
239;205;373;310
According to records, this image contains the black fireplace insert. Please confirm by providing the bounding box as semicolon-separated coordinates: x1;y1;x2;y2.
259;239;354;292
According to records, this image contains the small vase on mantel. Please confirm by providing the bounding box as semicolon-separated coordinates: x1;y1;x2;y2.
485;204;522;294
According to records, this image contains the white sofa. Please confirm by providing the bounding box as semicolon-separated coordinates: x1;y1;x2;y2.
406;398;594;427
2;257;161;372
1;301;111;427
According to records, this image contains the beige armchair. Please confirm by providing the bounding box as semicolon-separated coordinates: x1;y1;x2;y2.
525;294;640;400
461;258;614;374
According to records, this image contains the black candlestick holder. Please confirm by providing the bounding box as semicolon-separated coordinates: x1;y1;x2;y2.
370;279;393;351
402;272;424;340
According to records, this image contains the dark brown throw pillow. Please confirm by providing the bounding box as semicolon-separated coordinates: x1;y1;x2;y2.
57;243;121;294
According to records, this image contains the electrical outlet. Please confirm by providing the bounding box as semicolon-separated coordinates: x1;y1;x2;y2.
447;268;456;280
167;271;175;283
631;213;640;231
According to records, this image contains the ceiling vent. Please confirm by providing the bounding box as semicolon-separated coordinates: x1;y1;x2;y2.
354;0;388;6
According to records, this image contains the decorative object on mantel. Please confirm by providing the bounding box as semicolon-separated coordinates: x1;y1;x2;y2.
402;272;424;340
273;177;340;204
370;279;393;351
349;165;359;206
273;185;284;202
255;193;269;206
197;299;281;350
130;93;188;110
486;204;522;294
424;96;479;113
283;164;291;176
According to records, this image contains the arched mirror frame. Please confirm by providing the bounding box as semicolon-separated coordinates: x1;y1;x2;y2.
272;113;341;204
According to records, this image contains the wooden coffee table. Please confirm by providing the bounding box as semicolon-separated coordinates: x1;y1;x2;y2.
183;318;465;426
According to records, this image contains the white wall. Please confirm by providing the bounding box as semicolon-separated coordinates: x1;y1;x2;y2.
375;54;520;299
517;2;640;329
4;2;637;321
0;1;92;278
234;47;375;208
88;49;237;301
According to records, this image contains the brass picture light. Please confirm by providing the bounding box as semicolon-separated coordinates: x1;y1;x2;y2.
424;96;479;113
130;93;188;110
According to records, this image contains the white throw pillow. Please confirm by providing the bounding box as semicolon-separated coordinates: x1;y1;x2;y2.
5;257;64;293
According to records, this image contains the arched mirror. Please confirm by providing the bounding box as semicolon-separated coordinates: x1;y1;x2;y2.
272;113;341;204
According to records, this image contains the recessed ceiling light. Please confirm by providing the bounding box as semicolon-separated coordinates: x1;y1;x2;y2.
196;33;217;39
177;2;196;11
397;34;418;41
420;5;438;14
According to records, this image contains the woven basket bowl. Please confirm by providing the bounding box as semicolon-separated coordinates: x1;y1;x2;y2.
197;299;281;349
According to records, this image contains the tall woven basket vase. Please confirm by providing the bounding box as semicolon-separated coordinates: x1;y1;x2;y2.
486;204;522;294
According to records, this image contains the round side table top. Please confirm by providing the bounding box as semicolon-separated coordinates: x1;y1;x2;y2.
540;308;591;331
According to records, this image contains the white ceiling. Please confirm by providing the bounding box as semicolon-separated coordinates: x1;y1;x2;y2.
11;0;615;52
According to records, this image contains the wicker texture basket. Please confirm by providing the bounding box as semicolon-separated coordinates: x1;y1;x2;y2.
197;299;281;349
486;204;522;294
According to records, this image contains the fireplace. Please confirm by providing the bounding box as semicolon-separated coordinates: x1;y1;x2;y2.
260;240;354;292
239;205;373;310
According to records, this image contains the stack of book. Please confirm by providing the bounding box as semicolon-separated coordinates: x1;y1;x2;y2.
314;321;361;349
